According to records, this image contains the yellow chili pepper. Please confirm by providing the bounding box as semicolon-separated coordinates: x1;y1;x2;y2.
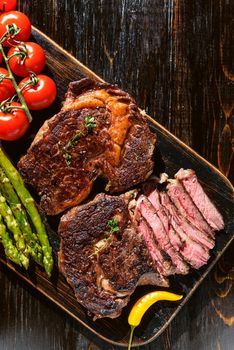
127;291;183;350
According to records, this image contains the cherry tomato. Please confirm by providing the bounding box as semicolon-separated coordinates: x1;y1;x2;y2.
0;11;31;47
8;42;46;77
19;75;57;110
0;0;17;12
0;67;15;102
0;102;29;141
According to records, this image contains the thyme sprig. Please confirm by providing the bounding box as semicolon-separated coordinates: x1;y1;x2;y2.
90;218;120;257
62;115;96;166
106;218;120;235
85;116;96;130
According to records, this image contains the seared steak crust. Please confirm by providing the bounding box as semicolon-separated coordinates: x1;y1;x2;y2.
58;193;166;319
18;79;156;215
98;228;160;292
58;169;224;319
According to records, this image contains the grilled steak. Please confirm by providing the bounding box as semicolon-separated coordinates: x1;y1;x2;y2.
134;208;175;276
136;195;189;274
58;168;224;319
160;192;211;268
18;79;156;215
58;192;168;319
146;189;190;272
167;179;214;238
175;169;224;231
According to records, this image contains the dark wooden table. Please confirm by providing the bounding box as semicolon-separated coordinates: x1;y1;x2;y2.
0;1;233;349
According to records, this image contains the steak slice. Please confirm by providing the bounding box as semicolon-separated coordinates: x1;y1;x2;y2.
58;167;223;318
160;192;211;268
167;180;214;238
146;188;189;274
58;193;166;319
165;185;214;250
137;195;189;274
18;79;156;215
175;168;224;231
134;207;174;277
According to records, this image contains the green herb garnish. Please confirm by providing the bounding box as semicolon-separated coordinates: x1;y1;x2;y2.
84;116;96;131
89;218;120;258
62;115;96;166
106;218;120;234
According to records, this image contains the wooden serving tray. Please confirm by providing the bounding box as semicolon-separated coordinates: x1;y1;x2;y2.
1;27;234;348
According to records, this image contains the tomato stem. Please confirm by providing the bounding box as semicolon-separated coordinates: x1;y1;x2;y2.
0;24;20;44
10;94;18;102
0;76;12;81
7;42;28;64
1;105;25;113
18;74;39;95
7;50;27;62
0;73;11;82
0;42;32;122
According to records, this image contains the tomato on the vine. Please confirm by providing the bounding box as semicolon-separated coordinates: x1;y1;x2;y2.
0;102;29;141
0;0;17;12
8;42;46;77
0;67;15;102
0;11;31;46
19;75;57;110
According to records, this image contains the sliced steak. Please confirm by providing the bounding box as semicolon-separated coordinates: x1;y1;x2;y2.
160;192;211;268
163;188;214;249
137;195;189;274
175;168;224;231
146;188;189;274
58;193;166;319
134;207;174;277
18;79;156;215
58;167;223;318
167;179;214;237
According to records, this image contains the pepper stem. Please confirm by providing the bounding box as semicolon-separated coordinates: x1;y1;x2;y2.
127;326;135;350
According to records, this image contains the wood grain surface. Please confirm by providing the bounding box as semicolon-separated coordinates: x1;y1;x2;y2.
0;0;233;349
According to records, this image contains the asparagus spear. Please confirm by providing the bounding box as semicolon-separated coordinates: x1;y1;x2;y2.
0;214;21;266
0;147;53;277
0;167;43;266
0;191;29;269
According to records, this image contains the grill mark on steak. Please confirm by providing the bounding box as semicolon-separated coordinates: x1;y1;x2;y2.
18;79;156;215
175;169;224;231
58;193;166;319
102;123;155;192
160;192;211;268
98;227;168;293
167;179;214;238
58;168;224;318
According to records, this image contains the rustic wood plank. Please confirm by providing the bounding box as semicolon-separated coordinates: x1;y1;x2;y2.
0;1;232;349
18;0;234;181
1;22;234;349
